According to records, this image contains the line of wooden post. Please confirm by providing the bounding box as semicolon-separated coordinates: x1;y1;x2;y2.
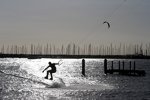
81;59;144;76
103;59;141;75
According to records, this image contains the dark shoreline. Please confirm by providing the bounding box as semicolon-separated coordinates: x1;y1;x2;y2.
0;54;150;59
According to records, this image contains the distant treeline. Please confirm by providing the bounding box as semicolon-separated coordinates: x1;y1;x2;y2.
1;43;150;56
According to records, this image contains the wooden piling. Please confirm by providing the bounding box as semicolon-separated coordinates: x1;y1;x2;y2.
122;61;125;71
82;59;85;76
129;61;132;74
111;61;113;74
104;59;107;74
118;61;120;74
134;61;136;75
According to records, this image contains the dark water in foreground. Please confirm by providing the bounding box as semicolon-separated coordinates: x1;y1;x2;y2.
0;58;150;100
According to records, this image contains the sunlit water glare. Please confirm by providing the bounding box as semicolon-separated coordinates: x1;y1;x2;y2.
0;58;150;100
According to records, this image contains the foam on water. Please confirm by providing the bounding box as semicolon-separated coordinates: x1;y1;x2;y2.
31;77;66;88
1;58;128;99
0;58;114;90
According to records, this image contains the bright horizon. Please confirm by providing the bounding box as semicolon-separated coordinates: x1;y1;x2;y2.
0;0;150;46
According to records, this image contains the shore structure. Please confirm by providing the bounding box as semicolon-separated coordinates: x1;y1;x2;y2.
104;59;146;76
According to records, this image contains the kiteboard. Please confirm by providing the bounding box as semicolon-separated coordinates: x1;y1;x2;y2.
36;77;65;88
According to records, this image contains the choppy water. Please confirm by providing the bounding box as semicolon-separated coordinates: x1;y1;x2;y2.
0;58;150;100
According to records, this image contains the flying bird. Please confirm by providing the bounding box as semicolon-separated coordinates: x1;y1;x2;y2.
103;21;110;29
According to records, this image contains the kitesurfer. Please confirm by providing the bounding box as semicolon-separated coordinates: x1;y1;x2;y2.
42;62;59;80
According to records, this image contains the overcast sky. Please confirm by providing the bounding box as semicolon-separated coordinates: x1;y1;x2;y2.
0;0;150;46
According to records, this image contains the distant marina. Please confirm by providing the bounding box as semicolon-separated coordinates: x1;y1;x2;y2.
1;53;150;59
1;43;150;59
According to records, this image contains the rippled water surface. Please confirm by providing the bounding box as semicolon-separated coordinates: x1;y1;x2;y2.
0;58;150;100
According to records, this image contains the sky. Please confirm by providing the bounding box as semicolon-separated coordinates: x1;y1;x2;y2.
0;0;150;46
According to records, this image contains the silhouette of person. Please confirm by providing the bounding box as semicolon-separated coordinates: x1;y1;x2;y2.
42;62;59;80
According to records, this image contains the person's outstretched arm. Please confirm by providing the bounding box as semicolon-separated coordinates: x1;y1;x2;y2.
42;66;49;73
54;62;63;66
54;63;59;65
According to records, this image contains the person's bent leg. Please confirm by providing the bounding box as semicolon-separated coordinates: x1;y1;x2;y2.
45;70;50;79
50;72;53;80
